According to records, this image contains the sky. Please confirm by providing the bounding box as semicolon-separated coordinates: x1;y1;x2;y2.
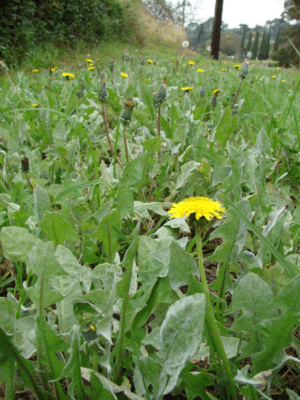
169;0;288;29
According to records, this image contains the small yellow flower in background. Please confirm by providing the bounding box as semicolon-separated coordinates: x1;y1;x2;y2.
62;72;75;80
221;68;227;72
147;59;153;64
197;68;204;72
181;86;194;92
121;72;128;78
234;64;241;70
144;78;151;81
188;60;195;65
86;58;93;63
168;196;225;221
282;79;286;83
276;66;280;69
183;64;186;66
213;89;220;95
272;75;276;79
97;58;99;61
51;66;58;73
32;69;39;73
88;66;95;70
31;103;39;107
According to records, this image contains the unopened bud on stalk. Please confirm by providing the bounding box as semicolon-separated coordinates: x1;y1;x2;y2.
199;82;206;97
21;156;29;172
120;98;134;125
124;49;130;62
98;75;108;103
239;60;249;79
157;78;167;105
152;89;160;108
109;58;114;72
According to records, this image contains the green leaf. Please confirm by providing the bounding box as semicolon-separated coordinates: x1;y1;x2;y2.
221;195;298;279
134;201;171;220
0;226;43;263
52;180;109;204
0;327;47;400
140;83;155;120
91;209;120;262
0;298;16;334
273;273;300;315
40;211;80;246
53;325;85;399
115;184;134;219
35;316;69;399
154;293;206;398
141;137;162;152
214;106;232;147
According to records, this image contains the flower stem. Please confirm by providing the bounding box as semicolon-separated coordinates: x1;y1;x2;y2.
231;79;243;110
123;125;129;164
195;224;238;400
101;102;123;169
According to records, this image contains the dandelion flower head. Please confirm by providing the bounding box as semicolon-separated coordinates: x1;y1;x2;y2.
62;72;75;80
147;59;153;64
31;103;39;107
32;69;39;73
181;86;194;91
121;72;128;77
86;58;93;63
213;89;220;95
197;68;204;72
168;196;225;221
182;40;189;48
272;75;276;79
188;60;195;65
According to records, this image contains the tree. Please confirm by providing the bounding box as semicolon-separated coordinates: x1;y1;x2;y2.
240;24;249;55
252;30;260;60
246;31;252;53
273;28;281;52
258;30;270;60
211;0;224;60
220;32;242;56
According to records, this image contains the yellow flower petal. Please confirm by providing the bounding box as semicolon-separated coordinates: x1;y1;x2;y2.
168;196;225;221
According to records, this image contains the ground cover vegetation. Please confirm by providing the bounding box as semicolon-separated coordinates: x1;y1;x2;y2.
1;1;300;399
0;46;300;400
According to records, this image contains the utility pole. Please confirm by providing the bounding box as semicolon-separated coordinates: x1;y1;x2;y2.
211;0;224;60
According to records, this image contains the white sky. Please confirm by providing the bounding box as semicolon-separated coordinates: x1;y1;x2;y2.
170;0;288;29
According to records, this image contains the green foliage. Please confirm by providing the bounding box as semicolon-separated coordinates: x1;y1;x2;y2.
0;0;132;64
0;50;300;399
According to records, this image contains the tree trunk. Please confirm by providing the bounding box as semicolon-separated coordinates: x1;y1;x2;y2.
211;0;224;60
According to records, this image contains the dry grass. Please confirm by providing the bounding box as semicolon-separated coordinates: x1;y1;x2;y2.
121;0;188;50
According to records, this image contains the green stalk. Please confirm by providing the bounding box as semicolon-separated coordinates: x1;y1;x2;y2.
123;124;129;164
231;79;243;110
113;118;122;179
195;224;238;400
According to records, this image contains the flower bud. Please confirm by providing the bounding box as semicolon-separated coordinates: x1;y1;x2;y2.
109;58;114;72
157;78;167;104
124;49;130;62
98;75;108;103
239;60;249;79
199;82;206;97
120;98;134;125
21;156;29;172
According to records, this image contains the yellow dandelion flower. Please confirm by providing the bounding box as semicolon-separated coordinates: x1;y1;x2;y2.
62;72;75;80
197;68;204;72
88;66;95;70
221;68;227;72
144;78;151;81
32;69;39;73
272;75;276;79
147;59;153;64
86;58;93;63
188;60;195;65
234;64;241;70
281;79;286;83
168;196;225;221
121;72;128;78
213;89;220;95
181;87;194;91
31;103;39;107
51;66;58;72
276;66;280;69
97;58;99;61
183;64;186;66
